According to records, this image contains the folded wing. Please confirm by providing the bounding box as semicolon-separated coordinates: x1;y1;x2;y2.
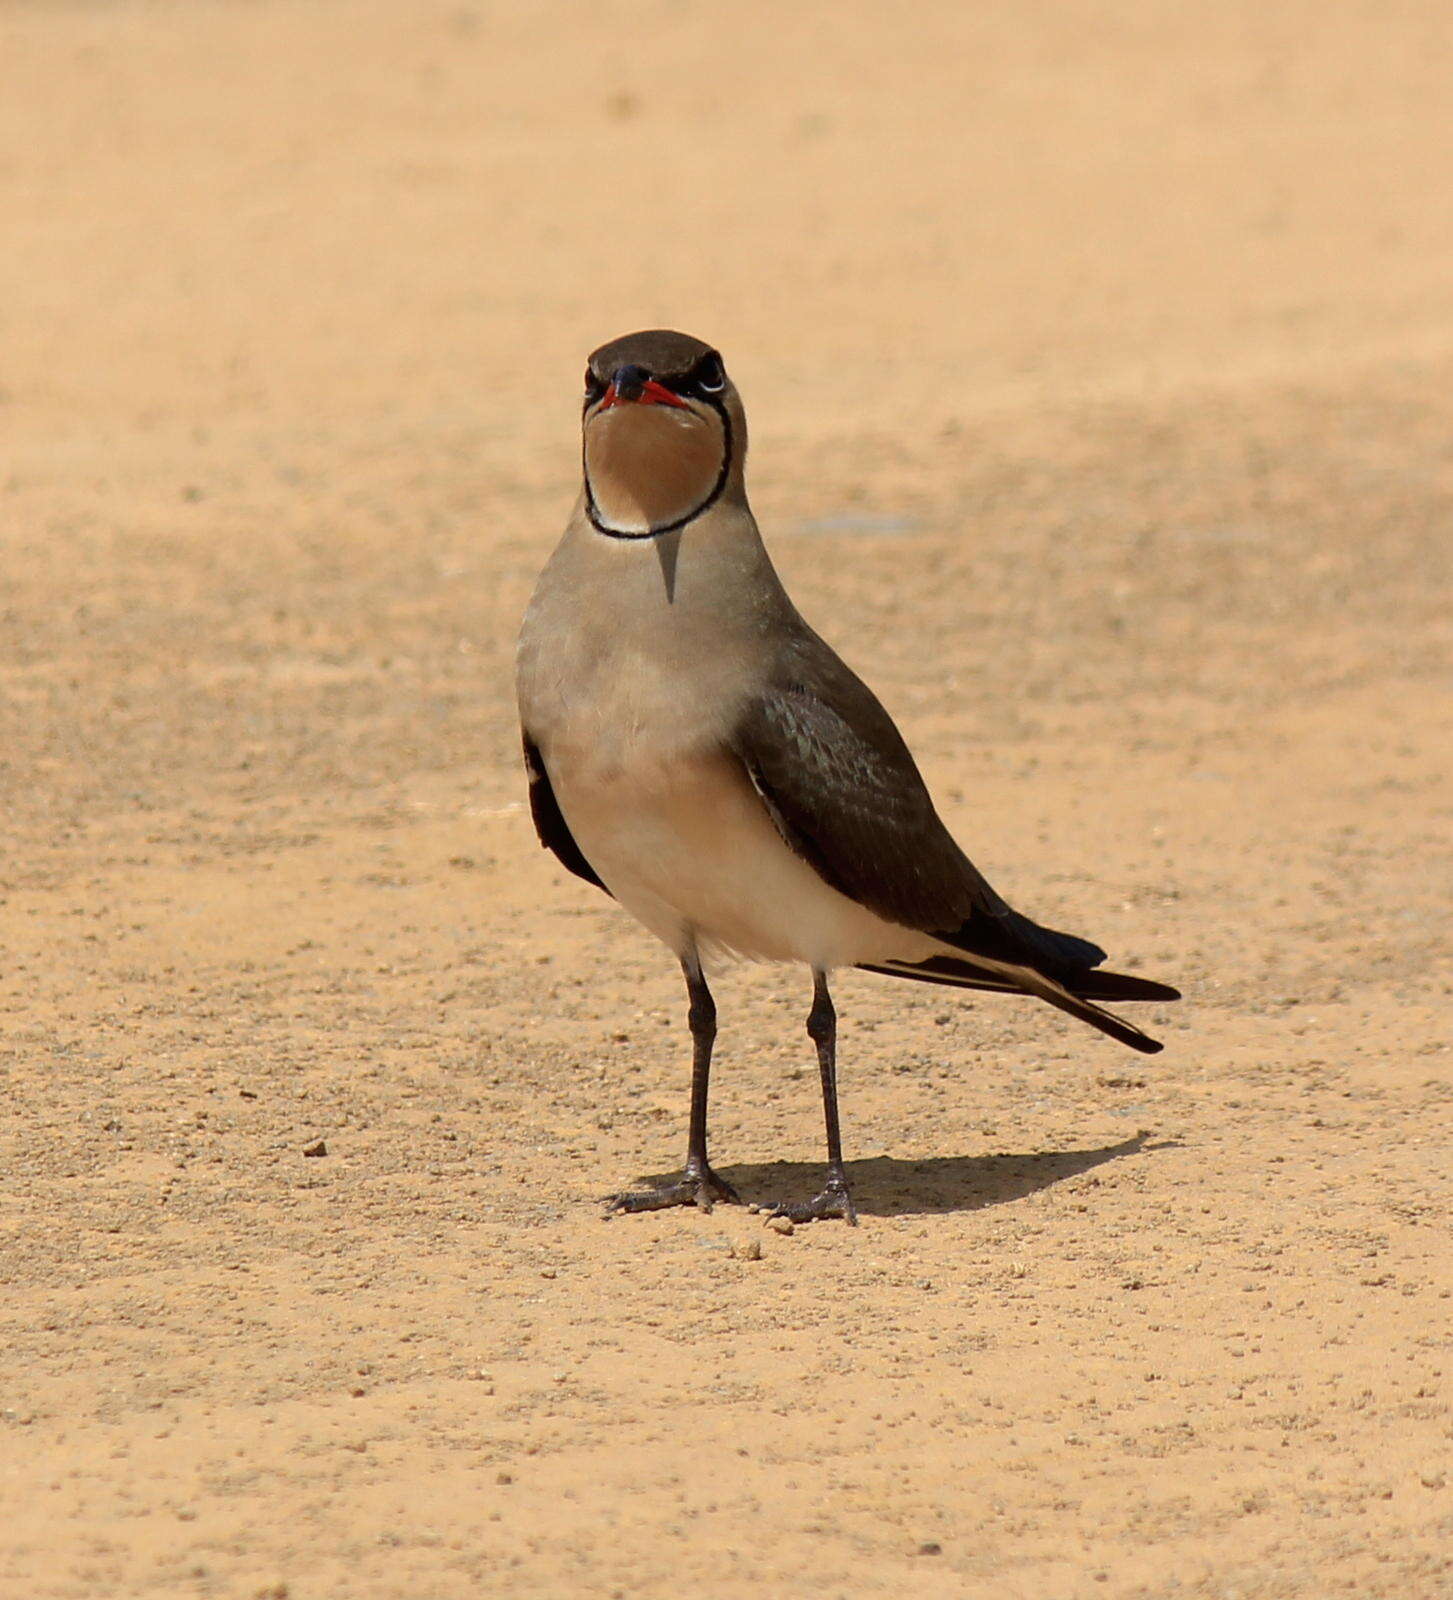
728;634;1178;1053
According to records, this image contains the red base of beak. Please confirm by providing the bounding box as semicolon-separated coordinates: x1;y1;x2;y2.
600;378;689;411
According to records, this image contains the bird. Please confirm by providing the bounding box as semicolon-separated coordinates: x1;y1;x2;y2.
515;329;1179;1224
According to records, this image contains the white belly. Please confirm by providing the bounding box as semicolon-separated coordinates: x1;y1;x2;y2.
552;749;940;972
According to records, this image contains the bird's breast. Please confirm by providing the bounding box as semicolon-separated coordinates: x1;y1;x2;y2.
518;539;763;778
515;506;936;966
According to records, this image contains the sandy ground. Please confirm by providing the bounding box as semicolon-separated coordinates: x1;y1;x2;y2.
3;2;1452;1596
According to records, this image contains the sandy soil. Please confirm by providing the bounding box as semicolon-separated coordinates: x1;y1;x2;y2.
3;2;1452;1596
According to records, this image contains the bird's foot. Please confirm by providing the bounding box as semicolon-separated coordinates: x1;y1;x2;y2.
758;1173;858;1226
604;1163;741;1217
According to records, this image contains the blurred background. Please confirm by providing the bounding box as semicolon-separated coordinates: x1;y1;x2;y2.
10;1;1453;436
3;4;1451;1598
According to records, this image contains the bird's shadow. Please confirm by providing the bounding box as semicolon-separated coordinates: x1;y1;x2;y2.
640;1132;1170;1218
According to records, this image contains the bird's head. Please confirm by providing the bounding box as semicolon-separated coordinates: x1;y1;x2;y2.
580;329;744;538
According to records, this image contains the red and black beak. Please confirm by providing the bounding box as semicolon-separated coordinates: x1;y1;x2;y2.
599;363;690;411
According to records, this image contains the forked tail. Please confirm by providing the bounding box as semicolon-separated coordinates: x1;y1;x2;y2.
857;954;1180;1055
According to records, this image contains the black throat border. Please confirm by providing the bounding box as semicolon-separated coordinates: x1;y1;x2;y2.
582;395;734;540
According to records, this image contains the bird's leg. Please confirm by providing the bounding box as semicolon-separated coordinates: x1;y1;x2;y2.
766;970;858;1224
605;957;741;1216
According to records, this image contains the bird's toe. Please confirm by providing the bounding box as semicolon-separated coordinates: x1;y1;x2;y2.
604;1165;741;1217
762;1179;858;1226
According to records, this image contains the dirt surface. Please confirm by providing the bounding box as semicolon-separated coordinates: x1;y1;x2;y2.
3;3;1452;1596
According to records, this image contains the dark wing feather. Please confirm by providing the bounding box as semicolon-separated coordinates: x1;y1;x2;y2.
522;733;611;896
729;637;1103;980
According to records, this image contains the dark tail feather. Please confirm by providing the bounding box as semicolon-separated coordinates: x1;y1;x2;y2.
857;956;1176;1056
858;960;1026;995
1061;969;1180;1003
1010;972;1167;1054
865;955;1180;1005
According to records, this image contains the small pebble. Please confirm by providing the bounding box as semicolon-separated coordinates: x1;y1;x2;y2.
766;1215;794;1236
302;1139;327;1158
731;1238;763;1261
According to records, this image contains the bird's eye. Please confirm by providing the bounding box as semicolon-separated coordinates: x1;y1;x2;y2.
583;368;606;404
694;354;726;394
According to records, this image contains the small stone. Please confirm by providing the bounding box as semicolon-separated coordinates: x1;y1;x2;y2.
496;1471;514;1485
916;1541;942;1556
731;1238;763;1261
766;1215;794;1236
302;1140;327;1158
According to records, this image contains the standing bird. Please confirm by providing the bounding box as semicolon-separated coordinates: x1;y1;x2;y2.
516;330;1178;1223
